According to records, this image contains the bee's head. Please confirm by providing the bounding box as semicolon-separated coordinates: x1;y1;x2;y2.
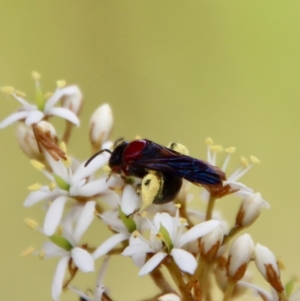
109;141;128;172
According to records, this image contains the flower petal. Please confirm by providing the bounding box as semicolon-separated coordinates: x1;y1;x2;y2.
121;185;141;216
93;233;128;259
42;241;69;258
44;196;68;236
138;252;167;276
0;111;29;128
73;153;110;183
70;178;108;197
45;86;81;111
95;257;109;300
24;110;44;125
171;248;197;274
73;201;95;244
178;220;220;248
52;255;70;301
44;151;69;183
71;247;94;272
24;188;55;207
47;107;79;126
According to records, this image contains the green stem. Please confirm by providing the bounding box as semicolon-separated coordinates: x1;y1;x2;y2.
149;267;176;294
164;257;194;301
205;195;216;221
222;226;243;245
277;291;289;301
62;121;73;144
222;278;236;301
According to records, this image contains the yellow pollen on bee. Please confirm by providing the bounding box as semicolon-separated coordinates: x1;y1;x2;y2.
240;157;249;167
15;90;26;97
175;203;181;208
250;156;260;164
135;135;141;140
209;145;223;153
28;183;42;191
32;71;41;81
20;246;35;257
44;92;53;99
225;147;236;154
49;182;57;191
39;249;45;259
24;218;38;229
30;160;45;171
1;86;15;95
103;165;111;172
56;80;66;88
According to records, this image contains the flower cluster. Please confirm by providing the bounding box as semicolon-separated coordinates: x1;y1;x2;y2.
1;73;298;301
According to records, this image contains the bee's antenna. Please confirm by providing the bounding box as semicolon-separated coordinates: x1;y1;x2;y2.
113;137;124;148
84;149;112;167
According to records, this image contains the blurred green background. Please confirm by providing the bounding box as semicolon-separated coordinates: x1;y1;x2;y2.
0;1;299;300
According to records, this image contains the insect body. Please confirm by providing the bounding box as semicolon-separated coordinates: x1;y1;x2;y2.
86;139;226;204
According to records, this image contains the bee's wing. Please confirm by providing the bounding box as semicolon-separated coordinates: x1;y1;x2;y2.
132;155;225;186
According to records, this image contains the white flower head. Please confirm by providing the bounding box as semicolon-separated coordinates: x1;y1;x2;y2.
122;208;220;275
24;149;110;236
201;138;261;202
0;75;81;129
40;202;96;301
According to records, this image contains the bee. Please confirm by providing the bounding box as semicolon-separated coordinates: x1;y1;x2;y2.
85;139;226;204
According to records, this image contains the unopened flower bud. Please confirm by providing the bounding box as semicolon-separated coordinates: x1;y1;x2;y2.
254;243;284;293
32;121;66;161
16;124;42;160
60;85;83;116
90;104;113;151
236;192;270;227
227;233;254;281
200;225;223;261
35;121;57;143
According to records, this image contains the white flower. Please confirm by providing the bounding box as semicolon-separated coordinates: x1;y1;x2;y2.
201;138;261;202
41;202;96;301
24;150;110;236
122;209;220;275
92;204;147;260
0;81;81;128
